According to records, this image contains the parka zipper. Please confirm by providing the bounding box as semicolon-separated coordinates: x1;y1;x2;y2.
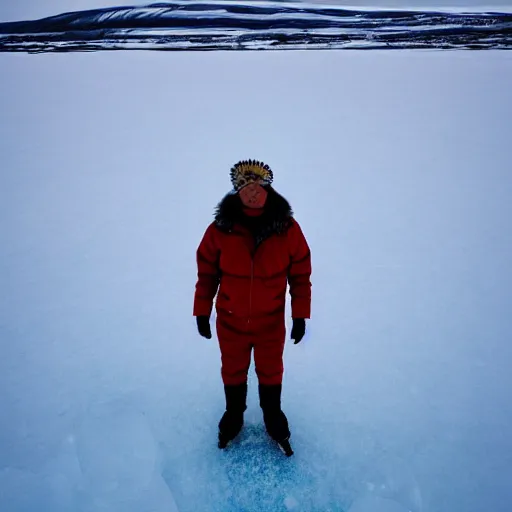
247;236;262;328
248;257;254;326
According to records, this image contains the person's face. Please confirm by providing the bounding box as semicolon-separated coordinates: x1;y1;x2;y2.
239;182;268;208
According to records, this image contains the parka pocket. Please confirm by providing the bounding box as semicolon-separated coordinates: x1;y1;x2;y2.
254;275;287;316
262;272;287;292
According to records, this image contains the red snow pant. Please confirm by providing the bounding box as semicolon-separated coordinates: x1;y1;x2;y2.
216;311;286;386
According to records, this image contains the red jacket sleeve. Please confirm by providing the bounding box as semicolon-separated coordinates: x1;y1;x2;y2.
193;223;220;317
287;219;312;319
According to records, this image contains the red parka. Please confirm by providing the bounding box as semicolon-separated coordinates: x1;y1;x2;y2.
193;189;311;385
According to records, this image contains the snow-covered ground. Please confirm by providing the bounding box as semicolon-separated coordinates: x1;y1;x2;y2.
1;50;511;511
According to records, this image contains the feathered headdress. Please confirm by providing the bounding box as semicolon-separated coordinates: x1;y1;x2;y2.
230;159;274;191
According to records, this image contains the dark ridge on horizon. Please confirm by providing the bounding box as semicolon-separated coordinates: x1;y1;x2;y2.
0;1;510;51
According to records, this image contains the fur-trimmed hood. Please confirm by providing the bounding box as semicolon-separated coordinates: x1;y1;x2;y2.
214;187;294;247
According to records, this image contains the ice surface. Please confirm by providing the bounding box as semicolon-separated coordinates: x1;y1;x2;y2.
79;474;179;512
75;399;158;498
0;468;54;512
358;453;423;512
348;495;411;512
1;49;512;512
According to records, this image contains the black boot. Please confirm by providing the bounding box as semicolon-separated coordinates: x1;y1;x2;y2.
218;382;247;449
259;384;293;456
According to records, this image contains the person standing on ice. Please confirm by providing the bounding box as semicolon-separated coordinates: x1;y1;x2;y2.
193;159;312;456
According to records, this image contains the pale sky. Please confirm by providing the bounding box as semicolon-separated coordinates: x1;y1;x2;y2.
1;0;511;22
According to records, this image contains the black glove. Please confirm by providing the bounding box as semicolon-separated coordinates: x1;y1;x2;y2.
291;318;306;344
196;316;212;339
